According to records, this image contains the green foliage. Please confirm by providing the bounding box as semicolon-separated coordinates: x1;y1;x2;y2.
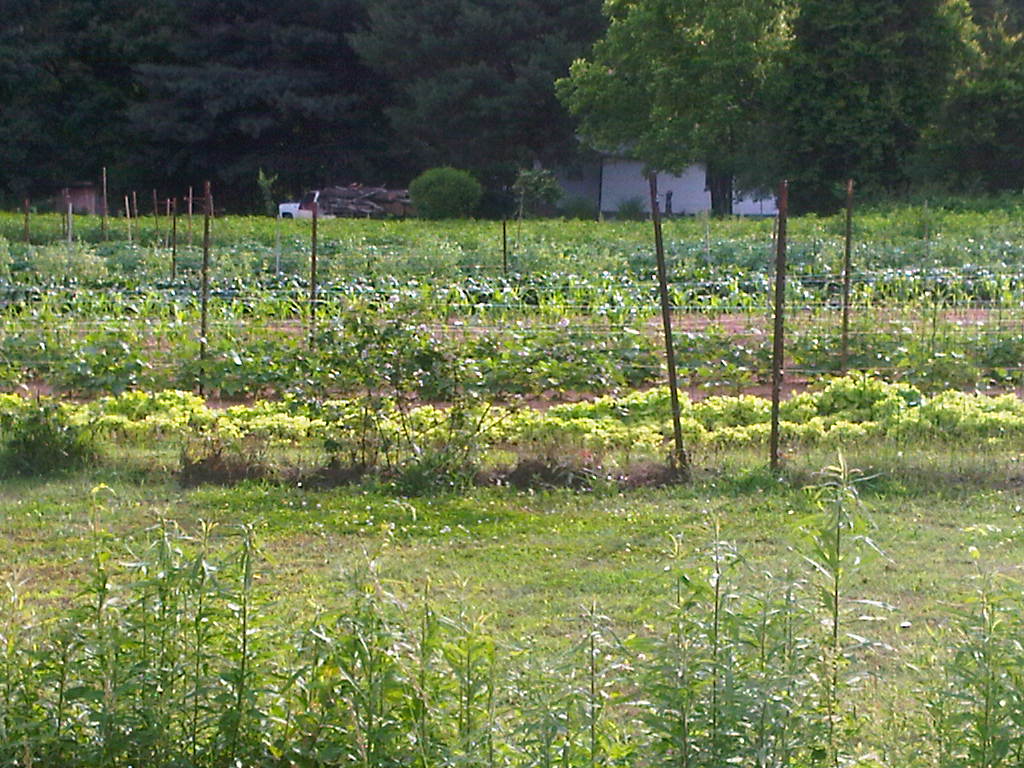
6;465;1006;766
409;168;483;219
558;0;792;214
927;17;1024;192
614;196;647;221
0;399;96;476
5;212;1024;399
0;375;1019;492
559;195;599;220
512;168;562;218
256;168;278;217
350;0;604;189
783;0;975;213
0;0;387;208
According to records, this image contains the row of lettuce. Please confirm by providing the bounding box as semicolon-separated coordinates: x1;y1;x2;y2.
1;376;1019;476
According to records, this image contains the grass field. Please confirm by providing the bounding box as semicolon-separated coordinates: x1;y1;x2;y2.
4;439;1024;765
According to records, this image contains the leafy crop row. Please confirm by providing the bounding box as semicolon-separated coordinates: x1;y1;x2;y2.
3;298;1023;397
1;377;1021;487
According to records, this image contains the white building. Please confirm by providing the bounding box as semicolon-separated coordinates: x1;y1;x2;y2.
558;158;777;216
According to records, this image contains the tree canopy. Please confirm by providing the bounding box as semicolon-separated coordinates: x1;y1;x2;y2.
782;0;974;212
557;0;793;215
350;0;604;210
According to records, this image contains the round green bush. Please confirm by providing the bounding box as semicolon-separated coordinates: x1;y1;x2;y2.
409;167;483;219
0;401;96;476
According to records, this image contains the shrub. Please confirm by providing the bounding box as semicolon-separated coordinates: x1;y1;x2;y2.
615;196;647;220
560;195;599;220
409;167;483;219
0;400;96;476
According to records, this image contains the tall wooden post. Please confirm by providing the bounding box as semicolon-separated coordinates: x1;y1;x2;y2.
101;166;109;241
840;179;854;374
502;220;508;276
171;198;178;281
274;212;282;274
648;173;690;480
61;190;69;240
187;186;194;247
66;197;74;244
199;181;212;396
131;190;139;220
152;189;161;245
22;199;30;243
309;201;319;348
770;180;789;473
165;198;172;248
125;195;133;243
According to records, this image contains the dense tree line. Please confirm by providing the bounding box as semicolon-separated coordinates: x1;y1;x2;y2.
1;0;1024;213
0;0;603;210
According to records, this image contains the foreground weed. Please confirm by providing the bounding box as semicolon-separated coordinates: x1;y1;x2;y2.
635;526;821;768
925;551;1024;768
798;452;884;767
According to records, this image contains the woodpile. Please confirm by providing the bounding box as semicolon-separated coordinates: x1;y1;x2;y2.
318;184;413;217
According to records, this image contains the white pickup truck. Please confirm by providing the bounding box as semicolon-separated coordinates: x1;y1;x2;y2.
278;191;326;219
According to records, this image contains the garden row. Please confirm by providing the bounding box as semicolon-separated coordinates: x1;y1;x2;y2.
3;376;1022;488
7;200;1024;255
1;298;1023;397
7;227;1024;304
6;209;1024;397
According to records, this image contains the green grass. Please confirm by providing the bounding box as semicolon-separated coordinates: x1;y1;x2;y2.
2;449;1021;632
3;441;1019;627
4;441;1024;764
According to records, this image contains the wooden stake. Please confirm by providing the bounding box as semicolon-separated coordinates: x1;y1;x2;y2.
648;173;690;479
123;195;132;243
187;186;194;247
125;194;133;243
66;199;73;244
101;167;109;241
131;190;139;220
152;189;161;245
840;179;854;374
274;211;281;274
502;220;508;275
309;201;318;348
171;198;178;280
199;181;211;396
165;198;172;247
703;209;711;261
22;199;29;243
770;180;789;473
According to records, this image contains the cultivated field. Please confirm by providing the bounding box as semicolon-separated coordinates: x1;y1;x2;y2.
3;206;1024;766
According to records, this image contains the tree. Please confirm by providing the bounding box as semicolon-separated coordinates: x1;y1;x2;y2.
0;0;171;200
409;167;482;218
926;13;1024;191
782;0;973;213
556;0;792;216
126;0;393;208
968;0;1024;28
351;0;605;206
